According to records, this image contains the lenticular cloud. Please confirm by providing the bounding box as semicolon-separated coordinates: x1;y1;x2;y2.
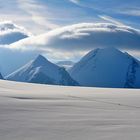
0;21;31;45
11;22;140;52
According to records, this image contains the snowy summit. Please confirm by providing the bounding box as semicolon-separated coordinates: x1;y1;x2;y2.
69;48;140;88
6;55;79;86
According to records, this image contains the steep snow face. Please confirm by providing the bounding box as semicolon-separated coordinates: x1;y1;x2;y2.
69;48;140;88
6;55;78;86
0;21;30;44
0;73;3;79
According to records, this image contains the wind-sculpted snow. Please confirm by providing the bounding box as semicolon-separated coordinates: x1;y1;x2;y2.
0;21;31;44
0;80;140;140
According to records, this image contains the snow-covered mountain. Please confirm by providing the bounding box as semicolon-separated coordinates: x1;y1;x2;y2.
56;61;75;69
69;48;140;88
0;73;3;79
6;55;79;86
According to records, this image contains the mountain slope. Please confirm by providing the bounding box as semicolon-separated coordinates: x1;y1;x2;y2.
6;55;78;86
0;73;3;79
69;48;140;88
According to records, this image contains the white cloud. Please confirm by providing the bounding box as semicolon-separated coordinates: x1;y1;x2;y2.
17;0;59;31
0;0;61;34
119;9;140;17
0;21;31;44
69;0;80;4
5;22;140;60
99;15;125;26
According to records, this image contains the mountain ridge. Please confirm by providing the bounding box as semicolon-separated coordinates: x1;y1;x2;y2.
6;55;79;86
69;47;140;88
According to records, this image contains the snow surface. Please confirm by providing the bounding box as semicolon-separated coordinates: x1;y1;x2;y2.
0;80;140;140
69;48;140;88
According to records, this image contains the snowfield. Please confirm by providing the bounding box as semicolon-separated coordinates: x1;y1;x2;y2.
0;80;140;140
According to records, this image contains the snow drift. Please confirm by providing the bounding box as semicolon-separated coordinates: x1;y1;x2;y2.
0;80;140;140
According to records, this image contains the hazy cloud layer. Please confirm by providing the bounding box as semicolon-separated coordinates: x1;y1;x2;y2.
6;22;140;59
69;0;80;4
17;0;59;30
1;22;140;75
0;21;31;44
0;0;140;34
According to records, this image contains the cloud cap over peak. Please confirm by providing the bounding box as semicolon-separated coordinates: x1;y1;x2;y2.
9;22;140;59
0;21;31;45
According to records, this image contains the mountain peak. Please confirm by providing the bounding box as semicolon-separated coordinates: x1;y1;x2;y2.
6;55;78;86
36;54;46;61
33;55;49;65
69;48;140;88
102;47;121;53
98;47;124;58
84;47;121;59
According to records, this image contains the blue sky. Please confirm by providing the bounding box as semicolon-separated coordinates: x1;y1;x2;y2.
0;0;140;34
0;0;140;75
